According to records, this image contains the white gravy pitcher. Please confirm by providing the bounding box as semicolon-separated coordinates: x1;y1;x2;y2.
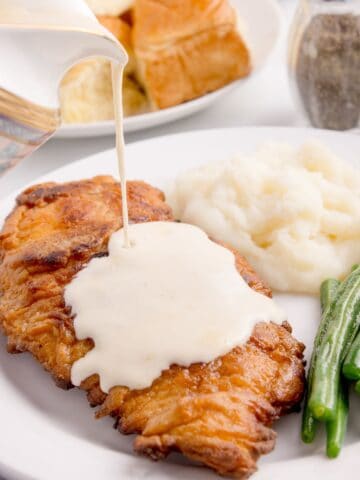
0;0;128;175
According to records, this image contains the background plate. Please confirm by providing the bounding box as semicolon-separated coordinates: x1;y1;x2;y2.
1;127;360;480
56;0;282;138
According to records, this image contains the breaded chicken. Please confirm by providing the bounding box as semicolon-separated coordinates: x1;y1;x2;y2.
0;177;305;478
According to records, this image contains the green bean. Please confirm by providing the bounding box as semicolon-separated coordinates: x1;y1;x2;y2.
326;381;349;458
343;265;360;381
355;380;360;395
309;266;360;421
302;279;340;443
320;279;340;314
343;324;360;381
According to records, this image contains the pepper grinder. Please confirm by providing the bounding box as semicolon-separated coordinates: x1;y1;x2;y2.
288;0;360;130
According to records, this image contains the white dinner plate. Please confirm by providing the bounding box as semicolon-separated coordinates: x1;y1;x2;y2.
1;127;360;480
56;0;282;138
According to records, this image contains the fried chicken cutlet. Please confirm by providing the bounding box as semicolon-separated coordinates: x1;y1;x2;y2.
0;176;305;478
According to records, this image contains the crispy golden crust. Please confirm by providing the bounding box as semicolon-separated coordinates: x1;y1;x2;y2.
88;321;304;478
133;0;241;48
133;0;251;109
0;177;305;478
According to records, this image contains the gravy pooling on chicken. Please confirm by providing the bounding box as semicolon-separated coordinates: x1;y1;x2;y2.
66;221;286;391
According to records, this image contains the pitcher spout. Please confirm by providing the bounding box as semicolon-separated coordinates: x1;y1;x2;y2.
0;0;128;175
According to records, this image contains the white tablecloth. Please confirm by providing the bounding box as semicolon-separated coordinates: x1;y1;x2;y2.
0;0;299;201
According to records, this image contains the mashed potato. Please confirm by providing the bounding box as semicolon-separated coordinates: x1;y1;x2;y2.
168;142;360;294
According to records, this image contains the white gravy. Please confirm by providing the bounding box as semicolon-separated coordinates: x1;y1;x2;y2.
67;222;286;392
111;64;129;248
67;61;285;393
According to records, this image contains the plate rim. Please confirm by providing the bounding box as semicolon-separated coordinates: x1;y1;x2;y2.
56;81;241;137
3;126;360;206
